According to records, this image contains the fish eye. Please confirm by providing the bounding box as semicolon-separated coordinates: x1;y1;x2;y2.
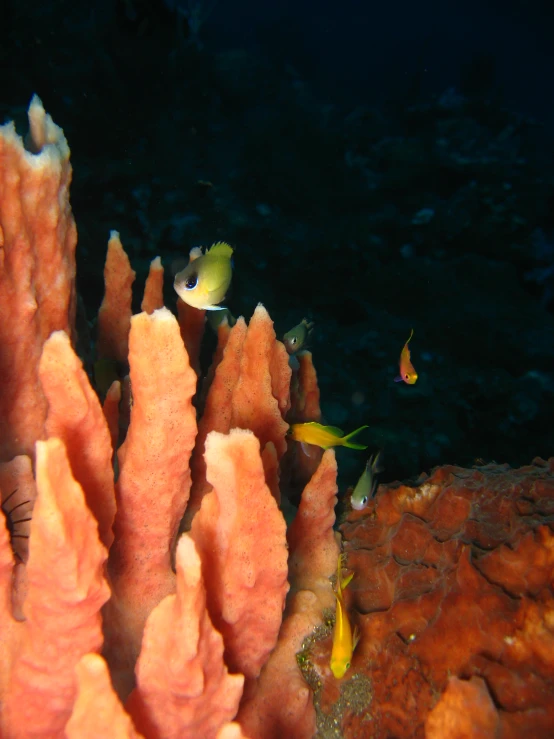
361;496;368;506
291;336;297;344
185;274;198;290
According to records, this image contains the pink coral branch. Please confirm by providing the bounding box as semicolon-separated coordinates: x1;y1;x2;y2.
39;330;116;549
97;231;136;363
127;535;244;739
1;438;110;738
287;448;340;610
190;429;289;679
186;305;290;522
0;95;77;461
66;654;145;739
105;307;198;696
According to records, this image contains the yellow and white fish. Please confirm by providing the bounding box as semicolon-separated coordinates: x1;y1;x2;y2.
174;241;234;311
283;318;314;355
330;554;360;679
350;450;384;511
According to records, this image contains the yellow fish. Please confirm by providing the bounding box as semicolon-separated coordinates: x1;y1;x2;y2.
288;422;368;451
174;241;234;311
330;554;360;679
394;328;418;385
350;450;384;511
283;318;314;355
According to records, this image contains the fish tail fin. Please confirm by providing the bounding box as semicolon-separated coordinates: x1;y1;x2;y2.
335;552;355;595
370;449;385;475
341;571;354;591
342;425;369;450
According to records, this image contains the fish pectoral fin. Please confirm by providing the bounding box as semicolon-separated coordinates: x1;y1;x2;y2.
353;625;361;652
300;442;312;457
206;305;227;311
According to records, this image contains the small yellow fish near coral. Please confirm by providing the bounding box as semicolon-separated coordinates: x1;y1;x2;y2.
174;241;234;310
330;554;360;679
394;328;418;384
283;318;314;355
350;449;384;511
288;422;368;450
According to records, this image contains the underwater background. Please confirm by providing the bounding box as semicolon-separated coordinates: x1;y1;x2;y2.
3;0;554;488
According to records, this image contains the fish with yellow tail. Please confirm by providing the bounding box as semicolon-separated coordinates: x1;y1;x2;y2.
288;422;368;452
330;554;360;679
395;328;418;385
174;241;234;311
350;449;384;511
283;318;314;355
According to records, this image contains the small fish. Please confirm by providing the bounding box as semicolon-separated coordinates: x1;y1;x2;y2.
289;422;368;451
350;450;384;511
394;328;418;384
174;241;234;311
330;554;360;679
283;318;314;355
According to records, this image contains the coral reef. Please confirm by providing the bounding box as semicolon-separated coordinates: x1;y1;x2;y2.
0;99;336;738
304;460;554;738
1;93;554;739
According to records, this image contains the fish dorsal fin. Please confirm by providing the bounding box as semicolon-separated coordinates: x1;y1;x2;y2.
325;425;344;437
208;241;234;259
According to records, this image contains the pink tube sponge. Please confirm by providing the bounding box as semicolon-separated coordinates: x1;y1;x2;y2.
190;429;289;679
1;438;110;738
39;330;116;550
127;535;244;739
0;95;77;461
105;307;198;696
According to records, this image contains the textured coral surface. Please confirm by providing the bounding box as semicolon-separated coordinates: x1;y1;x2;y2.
307;459;554;738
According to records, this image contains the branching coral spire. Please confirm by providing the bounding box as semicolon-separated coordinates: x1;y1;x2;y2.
0;95;77;461
104;307;198;697
190;429;289;680
127;536;244;739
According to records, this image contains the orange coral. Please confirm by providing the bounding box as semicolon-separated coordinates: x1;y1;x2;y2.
97;230;136;363
287;448;340;607
105;307;198;696
127;535;244;738
190;429;289;679
425;676;499;738
304;460;554;737
66;654;144;739
186;304;291;523
0;95;77;461
0;97;340;739
1;439;110;738
39;330;116;549
141;256;164;314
